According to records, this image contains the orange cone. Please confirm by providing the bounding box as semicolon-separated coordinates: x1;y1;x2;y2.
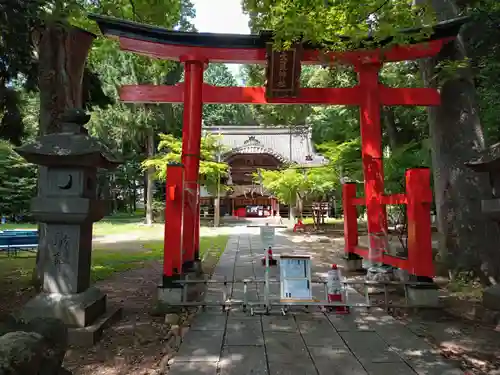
327;264;349;314
261;247;277;266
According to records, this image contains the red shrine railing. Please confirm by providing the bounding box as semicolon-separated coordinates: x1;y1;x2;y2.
343;168;434;278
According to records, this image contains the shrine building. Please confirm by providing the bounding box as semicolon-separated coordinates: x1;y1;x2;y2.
199;125;327;218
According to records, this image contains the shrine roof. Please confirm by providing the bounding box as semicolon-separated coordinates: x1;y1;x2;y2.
203;125;327;166
88;13;468;51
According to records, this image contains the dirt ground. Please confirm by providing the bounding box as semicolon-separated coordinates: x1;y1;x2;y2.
63;261;168;375
63;249;221;375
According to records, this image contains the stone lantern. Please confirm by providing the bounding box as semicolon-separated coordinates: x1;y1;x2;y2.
465;143;500;312
14;109;122;345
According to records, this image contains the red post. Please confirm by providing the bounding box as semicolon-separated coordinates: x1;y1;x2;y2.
406;168;434;278
194;185;200;257
357;63;387;252
180;59;204;271
163;163;184;283
342;183;359;255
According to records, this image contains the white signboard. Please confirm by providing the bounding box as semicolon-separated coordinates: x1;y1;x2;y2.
260;226;275;249
280;255;313;302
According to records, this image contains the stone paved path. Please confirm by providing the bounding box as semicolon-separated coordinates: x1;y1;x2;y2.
168;228;464;375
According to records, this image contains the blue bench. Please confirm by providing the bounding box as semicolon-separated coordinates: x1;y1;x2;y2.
0;230;39;256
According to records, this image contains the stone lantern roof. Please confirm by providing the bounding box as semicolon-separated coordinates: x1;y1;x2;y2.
15;109;120;169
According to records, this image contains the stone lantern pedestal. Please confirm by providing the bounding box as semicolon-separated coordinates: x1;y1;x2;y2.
14;109;122;345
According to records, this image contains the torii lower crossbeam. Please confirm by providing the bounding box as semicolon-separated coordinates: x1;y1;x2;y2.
120;84;440;106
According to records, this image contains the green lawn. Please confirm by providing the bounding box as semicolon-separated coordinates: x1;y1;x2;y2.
0;235;229;288
0;212;165;237
301;217;343;225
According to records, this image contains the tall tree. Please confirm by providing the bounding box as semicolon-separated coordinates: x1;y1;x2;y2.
414;0;500;284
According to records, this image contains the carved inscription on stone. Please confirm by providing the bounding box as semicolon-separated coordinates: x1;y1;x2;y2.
51;231;70;267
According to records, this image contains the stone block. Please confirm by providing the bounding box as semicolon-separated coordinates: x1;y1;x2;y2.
155;287;183;313
67;305;122;346
344;258;363;272
17;286;106;328
407;286;440;308
483;284;500;311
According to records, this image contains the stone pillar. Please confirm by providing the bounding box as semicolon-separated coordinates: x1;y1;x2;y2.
14;109;122;346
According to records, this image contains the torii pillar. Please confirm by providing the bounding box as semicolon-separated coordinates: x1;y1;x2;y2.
180;58;205;272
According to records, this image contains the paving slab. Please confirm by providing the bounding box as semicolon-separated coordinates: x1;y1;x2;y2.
190;312;227;331
339;331;404;364
264;331;310;362
219;346;268;375
234;266;256;280
296;316;346;347
403;352;464;375
174;330;224;362
363;362;416;375
267;360;317;375
168;361;218;375
326;312;376;332
225;316;264;346
262;315;298;332
308;346;367;375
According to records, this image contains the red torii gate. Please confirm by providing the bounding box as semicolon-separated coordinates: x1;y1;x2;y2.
90;14;466;285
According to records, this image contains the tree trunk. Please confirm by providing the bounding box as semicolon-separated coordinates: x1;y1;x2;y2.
33;23;94;290
418;0;500;283
214;197;220;227
296;193;304;219
132;184;137;212
382;107;399;149
145;128;155;225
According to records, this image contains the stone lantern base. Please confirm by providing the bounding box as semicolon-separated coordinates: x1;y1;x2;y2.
15;286;122;346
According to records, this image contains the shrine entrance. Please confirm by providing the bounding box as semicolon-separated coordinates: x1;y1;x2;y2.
90;14;466;285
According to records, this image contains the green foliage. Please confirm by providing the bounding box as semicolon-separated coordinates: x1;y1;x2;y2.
0;141;37;217
384;141;432;194
256;166;337;205
203;64;255;125
256;169;307;206
242;0;436;51
142;133;229;194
